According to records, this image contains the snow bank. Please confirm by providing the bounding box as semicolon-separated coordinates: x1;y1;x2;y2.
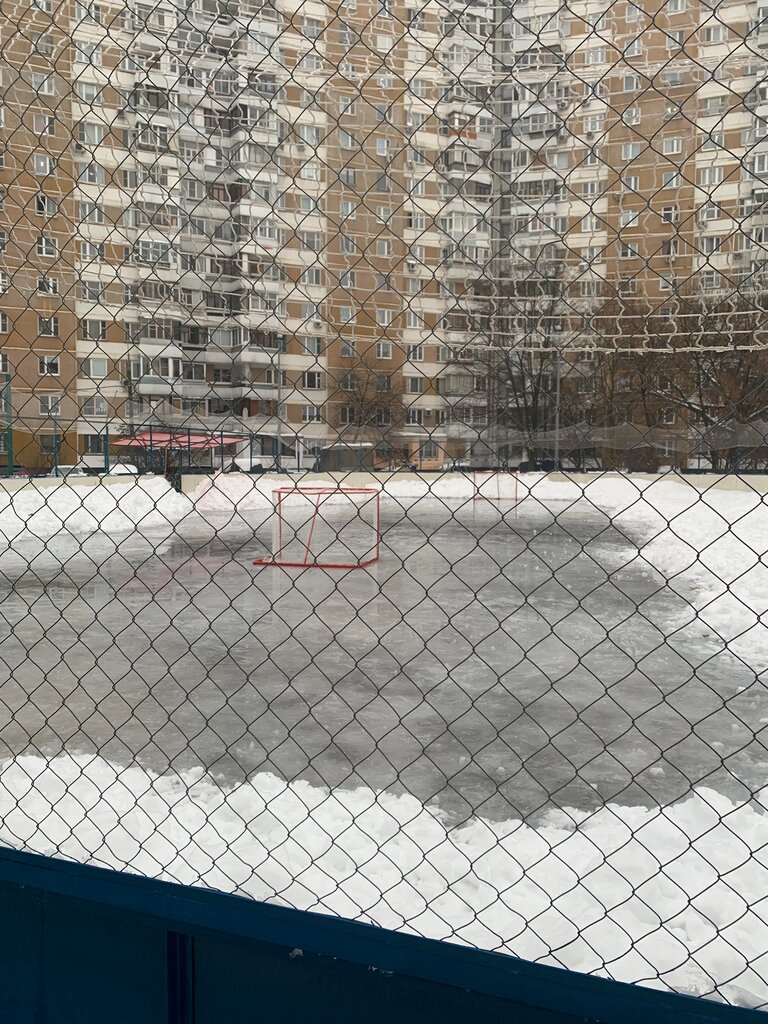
520;473;768;669
0;752;765;1006
0;477;193;542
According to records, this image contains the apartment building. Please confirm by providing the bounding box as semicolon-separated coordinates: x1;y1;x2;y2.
491;0;768;457
2;0;764;470
0;0;501;470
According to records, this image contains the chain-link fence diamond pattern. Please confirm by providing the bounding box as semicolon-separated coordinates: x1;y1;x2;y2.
0;0;766;1008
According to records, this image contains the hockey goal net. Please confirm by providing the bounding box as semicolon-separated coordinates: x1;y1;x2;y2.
472;470;519;503
254;486;381;569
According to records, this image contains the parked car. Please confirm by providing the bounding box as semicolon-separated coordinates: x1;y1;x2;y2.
441;459;472;472
107;463;139;476
46;465;90;478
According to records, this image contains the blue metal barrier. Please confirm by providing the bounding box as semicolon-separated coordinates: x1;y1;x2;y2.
0;847;761;1024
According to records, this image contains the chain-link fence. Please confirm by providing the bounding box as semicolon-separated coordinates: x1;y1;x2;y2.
0;0;766;1008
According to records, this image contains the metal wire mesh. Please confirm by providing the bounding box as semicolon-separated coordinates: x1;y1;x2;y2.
0;0;766;1007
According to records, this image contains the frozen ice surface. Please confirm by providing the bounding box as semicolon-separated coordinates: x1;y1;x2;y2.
0;471;765;1004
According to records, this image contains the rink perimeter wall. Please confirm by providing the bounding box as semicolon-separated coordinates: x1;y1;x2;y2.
0;845;762;1024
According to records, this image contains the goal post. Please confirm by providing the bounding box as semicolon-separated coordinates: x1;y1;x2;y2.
254;486;381;569
472;470;519;503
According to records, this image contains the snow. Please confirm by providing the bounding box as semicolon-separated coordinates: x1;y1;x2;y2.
0;752;765;1006
0;470;766;1004
0;476;193;542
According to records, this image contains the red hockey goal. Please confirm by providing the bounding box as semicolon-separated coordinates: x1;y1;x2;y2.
254;486;381;569
472;470;519;503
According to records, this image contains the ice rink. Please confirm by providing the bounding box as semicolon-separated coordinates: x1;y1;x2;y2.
0;473;766;1003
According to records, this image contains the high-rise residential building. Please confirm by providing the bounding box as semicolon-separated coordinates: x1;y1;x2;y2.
0;0;765;470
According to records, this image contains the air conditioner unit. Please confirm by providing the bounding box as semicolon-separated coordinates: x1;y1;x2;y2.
312;318;322;326
407;258;417;268
558;100;568;110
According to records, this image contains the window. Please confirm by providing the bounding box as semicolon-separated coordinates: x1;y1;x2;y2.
376;139;390;158
666;29;683;47
82;434;104;455
622;142;641;160
703;25;725;43
701;235;721;253
81;320;106;341
625;38;643;56
620;211;640;228
77;122;105;146
76;2;102;23
79;163;106;184
623;74;639;91
303;371;322;389
339;271;356;289
33;114;55;137
661;237;679;256
36;236;57;258
667;0;685;10
39;316;58;336
663;171;682;188
340;339;356;357
623;108;640;126
339;306;355;325
376;341;392;359
38;356;59;376
406;376;423;394
339;131;356;149
663;137;683;156
407;345;423;361
80;280;104;302
81;357;108;378
661;206;679;222
586;47;606;64
376;308;393;326
79;240;105;261
375;408;391;426
74;82;102;105
30;73;54;95
406;409;423;425
702;96;726;115
301;267;324;286
33;154;55;176
703;132;723;151
620;242;639;258
76;41;102;64
340;200;355;219
339;405;356;425
376;239;392;257
34;195;55;219
302;405;322;422
39;394;61;416
699;166;724;186
37;276;59;295
80;395;107;418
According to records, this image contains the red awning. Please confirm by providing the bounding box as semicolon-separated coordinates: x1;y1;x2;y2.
113;431;244;450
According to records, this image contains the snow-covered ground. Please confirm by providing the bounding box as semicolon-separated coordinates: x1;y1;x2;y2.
0;470;765;1006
